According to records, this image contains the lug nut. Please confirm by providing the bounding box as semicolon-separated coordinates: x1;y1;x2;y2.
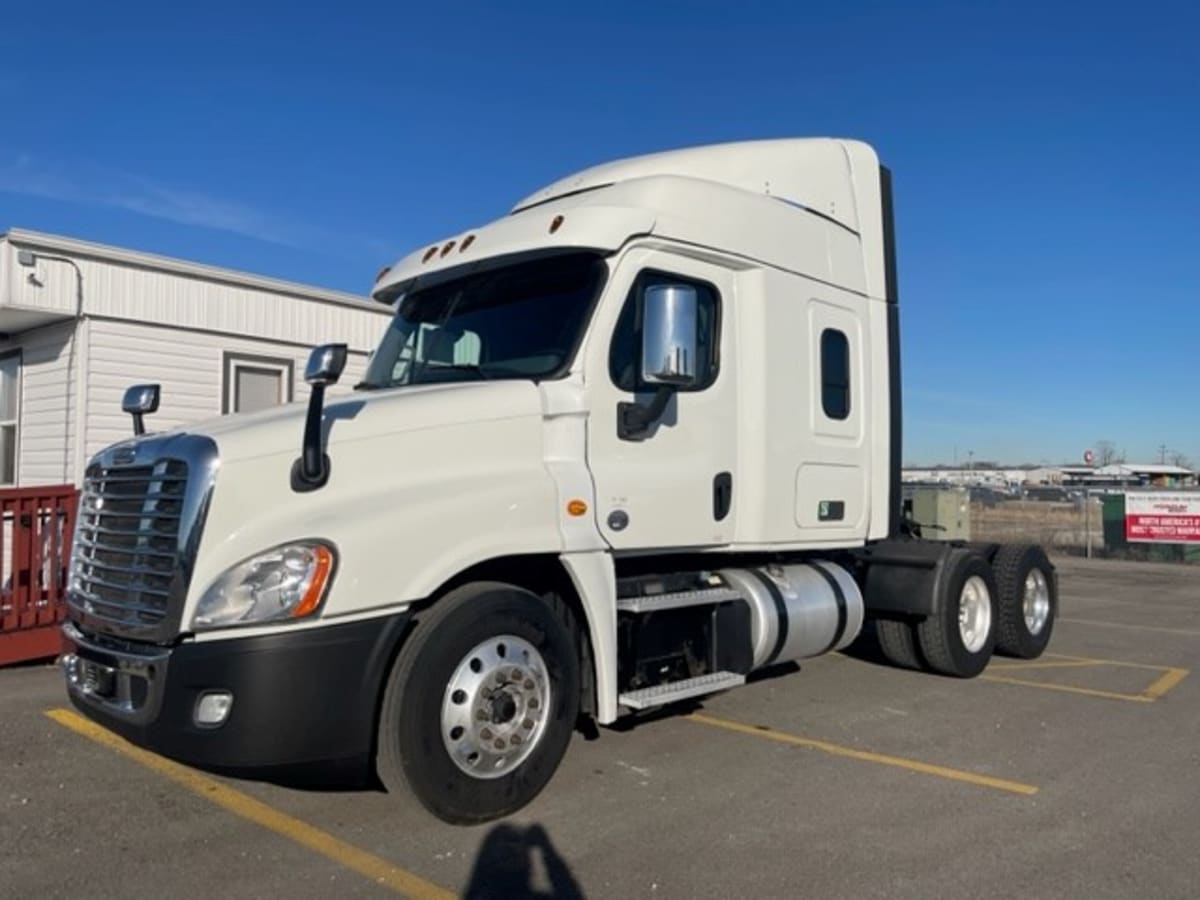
523;718;534;730
511;734;523;746
524;679;535;690
528;698;539;710
510;668;523;681
481;728;493;741
494;739;506;750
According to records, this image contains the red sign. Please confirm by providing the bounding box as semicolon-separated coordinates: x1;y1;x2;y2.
1083;449;1094;465
1125;492;1200;543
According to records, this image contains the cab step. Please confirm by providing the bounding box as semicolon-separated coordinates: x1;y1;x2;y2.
618;671;746;710
615;586;743;614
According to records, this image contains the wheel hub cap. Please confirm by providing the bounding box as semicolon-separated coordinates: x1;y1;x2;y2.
1022;568;1051;635
957;575;992;654
441;635;550;779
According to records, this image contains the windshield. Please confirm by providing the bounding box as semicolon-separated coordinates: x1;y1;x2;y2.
359;252;607;389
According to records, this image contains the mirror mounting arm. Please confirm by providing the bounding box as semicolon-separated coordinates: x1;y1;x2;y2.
291;343;348;493
617;386;674;441
291;382;332;491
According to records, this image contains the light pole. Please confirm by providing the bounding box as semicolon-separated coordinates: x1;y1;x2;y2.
16;250;85;483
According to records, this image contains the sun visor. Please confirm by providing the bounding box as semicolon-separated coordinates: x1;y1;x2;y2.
373;204;654;303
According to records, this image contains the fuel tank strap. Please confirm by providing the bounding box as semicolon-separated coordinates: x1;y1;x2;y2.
808;561;849;655
746;568;789;666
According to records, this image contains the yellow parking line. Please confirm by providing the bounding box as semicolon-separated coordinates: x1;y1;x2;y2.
687;712;1037;796
1060;617;1200;637
1142;667;1190;700
45;708;454;900
988;660;1103;672
991;652;1177;673
980;675;1156;703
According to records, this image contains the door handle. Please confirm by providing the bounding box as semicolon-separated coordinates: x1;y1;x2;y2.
713;472;732;522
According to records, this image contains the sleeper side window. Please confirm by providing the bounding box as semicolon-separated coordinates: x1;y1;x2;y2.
820;328;850;420
609;272;720;392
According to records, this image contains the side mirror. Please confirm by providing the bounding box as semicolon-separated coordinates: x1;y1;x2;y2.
640;284;699;387
293;343;348;492
304;343;348;386
619;284;702;441
122;384;160;436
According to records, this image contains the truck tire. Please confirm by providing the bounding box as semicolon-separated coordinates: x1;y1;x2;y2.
375;581;580;824
875;619;924;671
992;544;1056;659
916;549;997;678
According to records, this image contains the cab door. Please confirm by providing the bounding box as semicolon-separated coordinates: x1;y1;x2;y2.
585;248;738;550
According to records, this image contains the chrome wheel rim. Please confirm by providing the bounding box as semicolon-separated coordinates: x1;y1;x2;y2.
441;635;551;780
958;575;992;654
1023;568;1051;635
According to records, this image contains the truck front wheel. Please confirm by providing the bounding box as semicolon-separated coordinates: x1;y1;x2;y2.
375;581;580;824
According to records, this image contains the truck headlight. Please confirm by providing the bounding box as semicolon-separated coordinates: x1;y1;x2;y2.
192;541;336;630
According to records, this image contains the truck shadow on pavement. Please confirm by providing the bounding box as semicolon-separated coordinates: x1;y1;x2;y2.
464;822;585;900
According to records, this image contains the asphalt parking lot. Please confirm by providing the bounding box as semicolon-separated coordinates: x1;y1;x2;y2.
3;556;1197;900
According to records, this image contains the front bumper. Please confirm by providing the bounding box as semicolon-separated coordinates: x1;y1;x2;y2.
61;613;412;770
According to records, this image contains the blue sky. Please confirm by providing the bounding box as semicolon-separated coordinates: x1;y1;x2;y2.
2;1;1196;465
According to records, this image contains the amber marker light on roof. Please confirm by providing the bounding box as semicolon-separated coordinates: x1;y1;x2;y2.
549;215;564;234
374;265;392;282
422;246;439;262
566;499;588;517
440;240;456;257
460;234;475;251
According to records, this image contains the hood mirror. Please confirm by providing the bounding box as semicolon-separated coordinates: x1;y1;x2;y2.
304;343;348;386
122;384;160;436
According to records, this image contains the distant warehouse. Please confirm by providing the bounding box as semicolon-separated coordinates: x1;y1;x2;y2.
0;228;388;487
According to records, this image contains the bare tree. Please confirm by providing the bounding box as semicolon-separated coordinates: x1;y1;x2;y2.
1168;451;1194;471
1094;440;1119;466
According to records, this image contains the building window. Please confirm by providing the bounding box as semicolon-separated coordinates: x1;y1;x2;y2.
820;329;850;420
0;352;19;485
222;353;294;414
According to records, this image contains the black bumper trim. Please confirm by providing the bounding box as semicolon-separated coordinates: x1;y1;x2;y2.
64;612;412;770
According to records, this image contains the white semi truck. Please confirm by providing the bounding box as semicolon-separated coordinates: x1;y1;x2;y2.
61;139;1057;824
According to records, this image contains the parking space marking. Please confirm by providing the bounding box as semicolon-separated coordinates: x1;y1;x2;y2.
981;653;1189;704
1060;617;1200;637
988;659;1104;671
991;652;1169;672
687;712;1038;796
1142;667;1190;700
45;708;454;900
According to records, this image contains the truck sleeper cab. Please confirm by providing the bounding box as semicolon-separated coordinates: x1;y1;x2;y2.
61;138;1058;824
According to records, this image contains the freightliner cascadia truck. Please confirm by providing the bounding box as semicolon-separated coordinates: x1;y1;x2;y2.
61;139;1057;824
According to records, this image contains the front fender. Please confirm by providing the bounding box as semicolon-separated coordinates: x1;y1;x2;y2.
186;414;561;629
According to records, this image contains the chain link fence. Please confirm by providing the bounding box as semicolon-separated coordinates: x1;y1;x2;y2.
968;491;1200;563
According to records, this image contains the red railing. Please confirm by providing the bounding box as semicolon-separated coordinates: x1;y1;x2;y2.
0;486;79;666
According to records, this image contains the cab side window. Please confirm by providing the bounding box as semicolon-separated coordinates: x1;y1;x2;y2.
609;271;720;391
820;328;851;420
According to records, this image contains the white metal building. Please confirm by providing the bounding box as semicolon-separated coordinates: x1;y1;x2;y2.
0;228;388;487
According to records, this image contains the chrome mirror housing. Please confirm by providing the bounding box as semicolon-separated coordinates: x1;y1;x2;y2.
122;384;161;436
304;343;348;386
640;284;699;387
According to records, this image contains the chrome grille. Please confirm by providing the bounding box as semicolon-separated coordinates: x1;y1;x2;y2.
71;460;188;634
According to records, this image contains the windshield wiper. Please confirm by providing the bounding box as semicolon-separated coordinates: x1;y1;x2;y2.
416;364;491;382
